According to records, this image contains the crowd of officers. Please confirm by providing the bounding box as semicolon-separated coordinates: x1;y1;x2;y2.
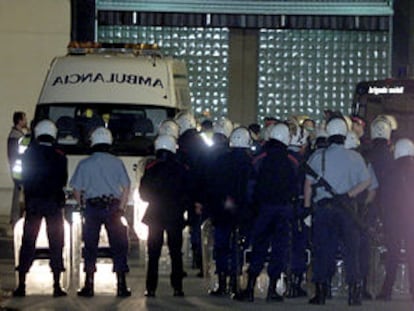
8;109;414;307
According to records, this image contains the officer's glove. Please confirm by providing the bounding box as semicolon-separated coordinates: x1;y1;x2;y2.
304;215;312;227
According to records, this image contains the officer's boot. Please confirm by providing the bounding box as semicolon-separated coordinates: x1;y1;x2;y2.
229;274;239;296
209;273;227;296
293;274;307;297
308;282;327;305
52;272;67;297
12;272;26;297
233;274;256;302
117;272;132;297
286;273;295;298
361;277;372;300
266;277;284;302
376;280;392;300
348;282;362;306
326;277;333;299
77;273;94;297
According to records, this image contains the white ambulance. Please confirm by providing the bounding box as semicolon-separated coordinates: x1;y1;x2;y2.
33;42;191;240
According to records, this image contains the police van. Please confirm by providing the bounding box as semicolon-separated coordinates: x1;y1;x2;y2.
352;78;414;140
29;42;190;238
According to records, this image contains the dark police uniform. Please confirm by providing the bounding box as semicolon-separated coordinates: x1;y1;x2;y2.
70;150;131;297
208;146;255;296
15;139;67;296
139;148;190;297
287;146;309;298
378;155;414;300
305;142;370;305
176;128;205;274
237;138;298;302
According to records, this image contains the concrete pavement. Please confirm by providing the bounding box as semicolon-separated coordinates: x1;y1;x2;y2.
0;216;413;311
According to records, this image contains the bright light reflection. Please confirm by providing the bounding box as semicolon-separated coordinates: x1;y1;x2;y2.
14;217;71;294
133;188;148;240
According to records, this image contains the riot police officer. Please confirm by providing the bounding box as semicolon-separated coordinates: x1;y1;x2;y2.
236;123;298;303
345;130;379;299
158;119;180;139
139;134;190;297
304;117;371;306
70;127;131;298
208;127;255;297
13;119;67;297
377;138;414;300
286;118;309;298
362;117;394;223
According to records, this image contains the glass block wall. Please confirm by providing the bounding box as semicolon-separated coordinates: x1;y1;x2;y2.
258;29;390;122
98;25;229;119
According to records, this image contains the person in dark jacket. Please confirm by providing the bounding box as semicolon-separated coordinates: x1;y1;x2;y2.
235;123;298;303
377;138;414;300
174;112;205;275
140;134;190;297
362;117;394;224
208;126;255;297
13;119;68;298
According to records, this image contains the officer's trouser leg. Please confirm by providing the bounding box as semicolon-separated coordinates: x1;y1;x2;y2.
45;211;65;274
248;208;274;278
336;207;361;305
378;230;399;299
83;209;103;273
17;213;42;274
311;206;335;284
310;205;335;305
146;225;163;293
267;214;289;279
105;213;129;273
166;227;184;293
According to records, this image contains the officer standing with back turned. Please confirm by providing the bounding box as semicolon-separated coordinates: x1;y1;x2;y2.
13;119;67;297
70;126;132;298
304;117;371;306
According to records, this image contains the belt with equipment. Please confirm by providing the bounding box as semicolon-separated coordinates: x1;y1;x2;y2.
86;195;120;209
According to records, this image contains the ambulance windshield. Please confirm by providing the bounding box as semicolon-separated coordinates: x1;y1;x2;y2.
34;103;176;156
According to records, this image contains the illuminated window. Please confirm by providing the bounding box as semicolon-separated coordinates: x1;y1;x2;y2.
257;29;390;122
98;25;229;119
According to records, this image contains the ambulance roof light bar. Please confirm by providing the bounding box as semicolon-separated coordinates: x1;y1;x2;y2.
67;41;162;57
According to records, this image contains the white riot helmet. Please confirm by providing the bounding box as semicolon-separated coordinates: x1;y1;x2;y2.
315;127;328;139
263;124;275;141
34;119;58;139
230;127;251;148
158;119;179;139
213;117;233;138
326;117;348;137
154;134;177;153
270;123;291;146
370;119;392;140
394;138;414;159
344;131;361;150
175;111;196;135
90;127;113;146
376;114;398;130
